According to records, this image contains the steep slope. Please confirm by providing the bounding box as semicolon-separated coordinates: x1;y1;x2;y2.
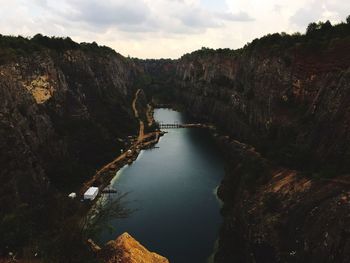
174;37;350;171
140;21;350;262
0;37;140;259
215;136;350;262
174;35;350;262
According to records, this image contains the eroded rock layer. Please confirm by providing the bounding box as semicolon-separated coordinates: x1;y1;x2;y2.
98;233;169;263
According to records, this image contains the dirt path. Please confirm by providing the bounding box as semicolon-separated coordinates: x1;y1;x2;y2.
132;89;146;141
80;89;161;195
146;104;154;127
132;89;141;119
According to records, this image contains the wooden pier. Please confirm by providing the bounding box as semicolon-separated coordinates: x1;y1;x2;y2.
159;123;182;129
158;122;213;129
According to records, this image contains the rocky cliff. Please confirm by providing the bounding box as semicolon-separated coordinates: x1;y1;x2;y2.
140;22;350;262
94;232;169;263
1;21;350;263
174;38;350;171
0;36;141;259
215;136;350;262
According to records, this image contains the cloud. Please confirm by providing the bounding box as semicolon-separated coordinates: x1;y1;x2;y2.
45;0;254;34
273;4;283;14
0;0;348;58
290;0;349;29
290;5;323;27
67;0;151;27
215;11;254;22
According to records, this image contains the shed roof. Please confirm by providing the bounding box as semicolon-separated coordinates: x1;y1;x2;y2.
84;187;99;196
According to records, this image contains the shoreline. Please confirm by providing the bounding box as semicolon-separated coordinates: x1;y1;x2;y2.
98;107;226;262
79;130;165;196
82;100;226;260
79;89;163;197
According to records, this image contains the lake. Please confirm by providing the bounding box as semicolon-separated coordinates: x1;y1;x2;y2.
98;109;225;262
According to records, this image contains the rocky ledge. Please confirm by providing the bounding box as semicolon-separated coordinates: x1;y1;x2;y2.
90;233;169;263
214;135;350;262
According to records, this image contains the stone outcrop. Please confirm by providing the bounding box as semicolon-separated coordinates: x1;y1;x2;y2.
214;136;350;262
96;233;169;263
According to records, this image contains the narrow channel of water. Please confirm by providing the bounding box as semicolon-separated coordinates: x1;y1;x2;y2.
99;109;225;262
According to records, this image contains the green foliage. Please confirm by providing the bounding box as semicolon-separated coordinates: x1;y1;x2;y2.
322;20;332;30
0;191;131;262
80;41;117;55
242;15;350;55
32;34;80;50
347;15;350;24
0;34;118;64
181;46;237;59
306;22;318;34
81;193;132;240
306;20;333;36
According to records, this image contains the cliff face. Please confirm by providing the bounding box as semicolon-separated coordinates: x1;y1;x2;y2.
2;26;350;262
172;43;350;261
174;39;350;171
139;27;350;262
0;48;138;193
215;136;350;263
0;43;140;255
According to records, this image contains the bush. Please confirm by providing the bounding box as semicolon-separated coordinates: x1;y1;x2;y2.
0;34;118;64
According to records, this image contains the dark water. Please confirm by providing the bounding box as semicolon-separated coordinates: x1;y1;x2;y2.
99;109;224;262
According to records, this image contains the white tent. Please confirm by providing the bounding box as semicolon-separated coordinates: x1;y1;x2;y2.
84;187;99;200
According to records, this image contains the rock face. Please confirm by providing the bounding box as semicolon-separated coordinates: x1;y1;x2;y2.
173;41;350;171
139;26;350;262
0;46;138;194
0;39;142;255
214;136;350;263
98;233;169;263
171;43;350;262
2;26;350;262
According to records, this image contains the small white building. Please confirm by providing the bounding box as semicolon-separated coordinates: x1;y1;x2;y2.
84;187;99;200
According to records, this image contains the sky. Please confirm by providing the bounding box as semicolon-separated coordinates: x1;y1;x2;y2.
0;0;349;58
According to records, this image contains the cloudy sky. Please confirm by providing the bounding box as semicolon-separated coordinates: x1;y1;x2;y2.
0;0;349;58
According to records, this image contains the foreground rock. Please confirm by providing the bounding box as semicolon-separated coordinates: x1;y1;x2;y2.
95;233;169;263
214;136;350;262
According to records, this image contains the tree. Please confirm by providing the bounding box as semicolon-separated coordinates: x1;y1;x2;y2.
80;192;132;240
306;22;318;34
346;15;350;24
321;20;332;31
